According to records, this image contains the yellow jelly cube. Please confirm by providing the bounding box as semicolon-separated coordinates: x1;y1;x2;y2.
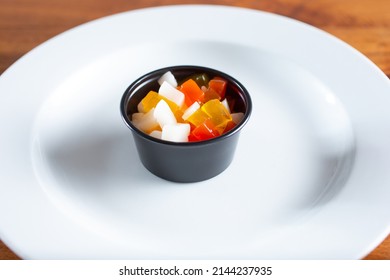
162;96;181;114
186;108;209;127
201;99;232;134
137;91;161;113
137;90;183;121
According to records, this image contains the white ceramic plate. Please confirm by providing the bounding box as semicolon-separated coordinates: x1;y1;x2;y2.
0;5;389;259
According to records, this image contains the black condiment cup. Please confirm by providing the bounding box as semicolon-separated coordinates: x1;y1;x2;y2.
120;65;252;183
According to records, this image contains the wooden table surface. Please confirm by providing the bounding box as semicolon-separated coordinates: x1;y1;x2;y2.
0;0;389;260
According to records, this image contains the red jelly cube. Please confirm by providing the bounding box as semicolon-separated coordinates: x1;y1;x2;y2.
190;119;220;141
208;77;227;100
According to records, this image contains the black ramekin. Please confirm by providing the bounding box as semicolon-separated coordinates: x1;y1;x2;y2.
120;65;252;183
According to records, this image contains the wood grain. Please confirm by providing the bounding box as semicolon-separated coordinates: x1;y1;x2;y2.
0;0;389;260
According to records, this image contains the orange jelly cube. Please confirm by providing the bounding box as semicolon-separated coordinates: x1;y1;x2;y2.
179;79;205;107
203;87;221;103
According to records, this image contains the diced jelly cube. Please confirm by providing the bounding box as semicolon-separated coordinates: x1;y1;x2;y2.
179;79;205;106
203;87;221;102
154;100;177;129
137;91;161;113
231;112;244;124
201;99;232;133
159;81;185;108
221;98;230;113
138;90;183;123
186;107;209;127
209;77;227;100
162;123;190;142
182;102;200;121
190;119;220;141
131;112;144;122
149;130;162;139
131;108;159;133
223;121;236;133
158;71;177;87
188;73;209;88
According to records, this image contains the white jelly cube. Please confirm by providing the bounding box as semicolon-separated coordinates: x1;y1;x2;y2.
161;123;190;142
231;112;244;124
158;81;185;107
154;99;177;129
131;108;159;133
158;71;178;87
182;102;200;120
221;99;231;113
149;130;162;139
131;112;144;121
